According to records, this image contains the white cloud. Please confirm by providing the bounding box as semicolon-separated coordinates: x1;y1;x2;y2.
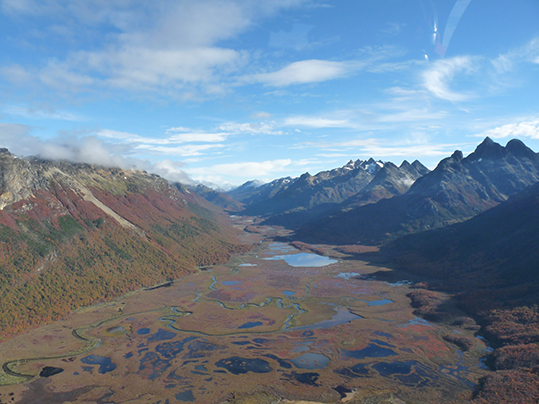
478;119;539;140
97;129;142;141
218;121;282;135
0;64;35;86
1;0;307;97
422;56;475;101
138;143;224;157
316;153;349;157
0;126;198;183
492;37;539;73
152;159;192;184
4;105;84;121
299;137;465;158
0;122;33;144
189;159;292;178
283;116;351;128
252;111;272;119
168;132;230;143
252;60;356;87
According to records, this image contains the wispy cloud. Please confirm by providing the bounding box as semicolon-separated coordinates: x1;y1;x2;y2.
251;59;358;87
4;105;84;121
492;37;539;73
297;137;466;159
422;56;475;101
283;116;352;128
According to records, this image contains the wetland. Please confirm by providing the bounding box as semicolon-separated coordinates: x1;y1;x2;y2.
0;218;490;403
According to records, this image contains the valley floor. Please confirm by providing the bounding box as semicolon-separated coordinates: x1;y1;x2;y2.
0;217;490;404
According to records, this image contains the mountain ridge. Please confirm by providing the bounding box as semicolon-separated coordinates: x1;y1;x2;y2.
295;137;539;245
0;151;247;339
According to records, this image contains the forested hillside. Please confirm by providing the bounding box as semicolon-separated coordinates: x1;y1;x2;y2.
0;150;247;339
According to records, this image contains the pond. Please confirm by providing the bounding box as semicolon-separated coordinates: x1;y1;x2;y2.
291;353;330;369
264;252;337;267
291;307;362;331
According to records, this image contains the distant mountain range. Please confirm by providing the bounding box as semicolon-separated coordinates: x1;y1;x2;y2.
223;137;539;245
227;157;429;228
296;137;539;244
188;183;244;211
0;149;246;338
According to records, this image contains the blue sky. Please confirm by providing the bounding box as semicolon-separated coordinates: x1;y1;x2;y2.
1;0;539;188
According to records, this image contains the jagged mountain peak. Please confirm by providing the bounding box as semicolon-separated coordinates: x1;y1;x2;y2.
506;138;538;159
240;179;265;189
0;148;14;157
467;136;505;160
400;160;411;169
451;149;464;162
411;160;429;174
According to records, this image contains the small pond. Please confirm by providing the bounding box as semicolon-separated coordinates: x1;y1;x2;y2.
291;307;362;331
238;321;263;329
291;353;330;369
264;253;337;267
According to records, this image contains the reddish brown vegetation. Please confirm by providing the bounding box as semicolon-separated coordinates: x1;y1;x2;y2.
442;334;475;351
473;370;539;404
0;175;247;340
289;241;327;256
406;289;453;322
494;343;539;370
335;245;379;255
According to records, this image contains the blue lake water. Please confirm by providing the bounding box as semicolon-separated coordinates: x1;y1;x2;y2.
360;298;393;306
215;357;272;375
341;343;397;360
264;253;337;267
238;321;263;329
291;307;362;331
80;355;116;374
282;290;295;298
175;390;195;402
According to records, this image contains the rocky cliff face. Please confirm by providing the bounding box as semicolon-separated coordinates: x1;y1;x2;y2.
0;150;246;338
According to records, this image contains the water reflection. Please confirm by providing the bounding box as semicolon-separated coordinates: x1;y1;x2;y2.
264;253;337;267
291;307;361;331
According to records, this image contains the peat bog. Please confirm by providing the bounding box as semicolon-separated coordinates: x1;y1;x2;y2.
0;218;490;403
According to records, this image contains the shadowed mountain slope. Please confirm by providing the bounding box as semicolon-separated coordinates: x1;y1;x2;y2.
384;178;539;403
188;183;244;211
385;180;539;289
296;138;539;245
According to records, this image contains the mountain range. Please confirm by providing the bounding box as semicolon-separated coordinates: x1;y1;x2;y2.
229;157;429;228
0;149;246;338
382;154;539;404
240;137;539;245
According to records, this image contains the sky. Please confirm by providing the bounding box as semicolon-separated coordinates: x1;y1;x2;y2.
1;0;539;189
